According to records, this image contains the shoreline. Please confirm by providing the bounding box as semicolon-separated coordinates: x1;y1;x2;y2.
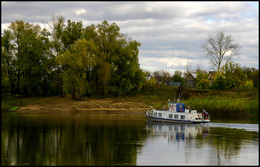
10;96;150;113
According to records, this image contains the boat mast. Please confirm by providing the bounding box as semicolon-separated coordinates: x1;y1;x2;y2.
177;93;180;103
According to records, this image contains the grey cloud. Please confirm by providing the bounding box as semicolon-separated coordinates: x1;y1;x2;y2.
1;1;258;72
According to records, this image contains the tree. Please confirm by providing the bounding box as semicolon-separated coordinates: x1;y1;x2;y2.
172;70;184;84
211;62;247;89
111;39;143;97
223;62;247;89
49;15;66;96
202;31;240;73
8;20;27;94
56;39;97;99
7;20;52;96
61;19;83;51
153;70;171;83
196;71;210;90
242;67;259;88
1;30;15;95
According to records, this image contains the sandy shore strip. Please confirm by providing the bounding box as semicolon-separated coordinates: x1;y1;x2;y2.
16;96;150;113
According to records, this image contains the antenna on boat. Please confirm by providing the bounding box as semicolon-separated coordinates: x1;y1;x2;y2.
177;93;180;103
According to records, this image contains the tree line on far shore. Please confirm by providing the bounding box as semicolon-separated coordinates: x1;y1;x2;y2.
1;16;258;99
1;16;145;99
144;64;258;91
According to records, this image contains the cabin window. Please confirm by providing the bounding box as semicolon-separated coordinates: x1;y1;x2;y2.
181;115;185;119
174;114;178;119
154;113;157;117
169;114;173;118
158;113;162;117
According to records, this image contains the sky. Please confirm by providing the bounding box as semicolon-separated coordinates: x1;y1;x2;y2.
1;1;259;74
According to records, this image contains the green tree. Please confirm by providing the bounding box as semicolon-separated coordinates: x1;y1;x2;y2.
172;70;184;84
95;20;125;97
1;30;15;95
49;15;66;96
7;20;52;96
211;73;227;90
56;39;97;99
8;20;28;94
196;71;210;90
61;20;83;51
111;40;143;97
243;67;259;88
153;70;171;83
97;60;111;98
243;80;254;90
223;62;247;89
211;62;247;90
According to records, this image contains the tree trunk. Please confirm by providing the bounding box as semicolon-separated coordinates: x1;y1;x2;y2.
16;70;21;95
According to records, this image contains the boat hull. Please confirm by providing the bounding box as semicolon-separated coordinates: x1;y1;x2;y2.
146;112;210;124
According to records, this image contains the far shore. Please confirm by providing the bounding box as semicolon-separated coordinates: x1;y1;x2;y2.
13;96;150;113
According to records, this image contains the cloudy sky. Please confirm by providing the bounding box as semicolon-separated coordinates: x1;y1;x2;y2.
1;1;259;74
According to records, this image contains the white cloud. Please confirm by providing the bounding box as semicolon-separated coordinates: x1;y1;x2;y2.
1;1;258;72
75;9;86;16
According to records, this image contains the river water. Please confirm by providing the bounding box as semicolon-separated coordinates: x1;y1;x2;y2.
1;112;259;165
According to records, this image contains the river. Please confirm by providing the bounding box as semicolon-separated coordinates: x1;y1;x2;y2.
1;112;259;165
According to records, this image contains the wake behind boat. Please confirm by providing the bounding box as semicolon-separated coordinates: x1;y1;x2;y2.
146;99;210;124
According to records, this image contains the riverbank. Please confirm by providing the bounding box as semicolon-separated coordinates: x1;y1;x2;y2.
2;96;150;113
2;87;258;117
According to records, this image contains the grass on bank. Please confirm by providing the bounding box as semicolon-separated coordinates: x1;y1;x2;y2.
1;85;259;117
126;85;259;117
1;96;41;112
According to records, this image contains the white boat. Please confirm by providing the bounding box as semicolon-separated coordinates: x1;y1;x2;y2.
146;99;210;124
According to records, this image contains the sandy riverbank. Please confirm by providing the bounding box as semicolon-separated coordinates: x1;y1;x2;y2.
16;96;150;113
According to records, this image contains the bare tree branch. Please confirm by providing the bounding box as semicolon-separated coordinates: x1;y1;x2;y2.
202;31;241;73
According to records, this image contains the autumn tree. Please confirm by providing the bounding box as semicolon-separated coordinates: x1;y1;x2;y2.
56;39;97;99
202;31;240;73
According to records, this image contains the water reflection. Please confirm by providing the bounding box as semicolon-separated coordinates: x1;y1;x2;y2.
145;122;209;142
138;121;258;165
1;112;147;166
1;112;259;166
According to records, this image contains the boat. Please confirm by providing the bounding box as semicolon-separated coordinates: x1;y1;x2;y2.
146;99;210;124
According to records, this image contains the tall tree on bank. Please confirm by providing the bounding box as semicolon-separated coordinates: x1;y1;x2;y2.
2;18;145;98
96;20;124;97
202;31;241;73
1;30;15;95
49;15;66;96
56;39;97;99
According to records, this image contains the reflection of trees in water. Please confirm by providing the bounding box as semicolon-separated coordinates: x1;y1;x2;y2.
207;127;258;165
1;114;258;166
1;113;148;166
145;122;258;165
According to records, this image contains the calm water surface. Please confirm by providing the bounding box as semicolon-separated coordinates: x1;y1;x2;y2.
1;112;259;166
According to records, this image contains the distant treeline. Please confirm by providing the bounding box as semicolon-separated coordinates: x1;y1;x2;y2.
1;17;145;98
1;16;259;99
